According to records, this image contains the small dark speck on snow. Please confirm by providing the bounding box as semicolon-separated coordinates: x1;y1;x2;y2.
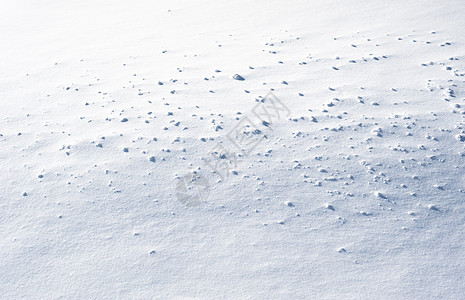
233;74;245;81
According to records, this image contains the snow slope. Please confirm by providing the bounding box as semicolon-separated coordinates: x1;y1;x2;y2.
1;0;465;298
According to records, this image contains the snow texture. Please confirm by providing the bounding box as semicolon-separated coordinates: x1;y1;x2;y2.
1;0;465;298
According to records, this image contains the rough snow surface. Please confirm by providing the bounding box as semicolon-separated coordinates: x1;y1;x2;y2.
1;0;465;298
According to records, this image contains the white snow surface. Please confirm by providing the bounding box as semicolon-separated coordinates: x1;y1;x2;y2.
1;0;465;298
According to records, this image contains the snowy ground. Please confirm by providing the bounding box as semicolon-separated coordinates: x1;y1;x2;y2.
1;0;465;298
